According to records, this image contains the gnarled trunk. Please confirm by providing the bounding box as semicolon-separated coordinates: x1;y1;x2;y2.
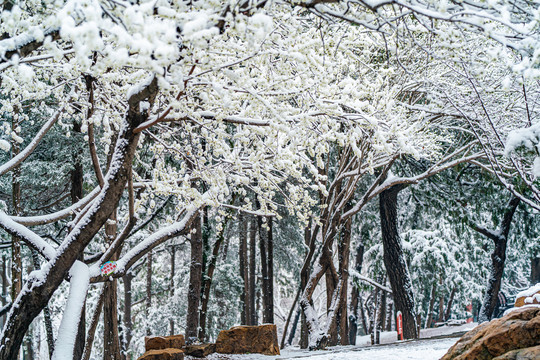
379;185;418;339
0;78;158;360
477;196;520;322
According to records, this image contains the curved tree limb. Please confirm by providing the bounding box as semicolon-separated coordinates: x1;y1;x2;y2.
0;105;66;177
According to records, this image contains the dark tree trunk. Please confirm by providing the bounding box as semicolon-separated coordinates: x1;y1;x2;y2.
532;256;540;285
199;216;227;340
103;210;122;360
239;212;250;324
379;185;418;339
259;216;274;324
349;241;364;345
477;196;520;322
444;286;456;321
43;305;54;358
281;287;300;349
123;272;133;354
287;306;301;346
425;281;437;329
378;289;387;333
30;251;54;359
83;288;105;360
186;211;203;343
370;284;380;345
299;222;315;349
145;251;153;336
169;247;175;336
338;214;351;345
438;288;444;323
249;217;257;325
267;217;274;323
0;253;5;332
10;112;21;360
360;300;368;335
11;111;22;302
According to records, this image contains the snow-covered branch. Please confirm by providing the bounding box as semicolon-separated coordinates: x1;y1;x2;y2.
10;187;100;226
51;261;89;360
91;207;198;281
0;210;56;259
0;105;66;177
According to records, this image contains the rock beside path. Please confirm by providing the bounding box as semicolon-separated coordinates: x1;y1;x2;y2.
185;343;216;358
216;324;280;355
145;334;185;351
441;307;540;360
137;348;184;360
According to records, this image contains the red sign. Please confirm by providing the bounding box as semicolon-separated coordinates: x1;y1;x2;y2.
466;301;473;323
397;311;403;340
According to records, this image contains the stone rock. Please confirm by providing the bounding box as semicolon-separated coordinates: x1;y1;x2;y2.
216;324;280;355
145;334;185;351
441;307;540;360
185;343;216;358
493;345;540;359
168;335;186;349
137;348;184;360
515;291;540;307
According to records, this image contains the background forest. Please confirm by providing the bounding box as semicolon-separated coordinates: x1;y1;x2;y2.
0;1;539;359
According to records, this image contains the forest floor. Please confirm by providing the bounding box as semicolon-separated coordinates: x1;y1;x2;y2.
197;322;477;360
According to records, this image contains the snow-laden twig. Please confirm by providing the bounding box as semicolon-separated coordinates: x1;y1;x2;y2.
90;207;198;280
11;186;100;226
350;270;393;293
219;203;276;217
51;261;89;360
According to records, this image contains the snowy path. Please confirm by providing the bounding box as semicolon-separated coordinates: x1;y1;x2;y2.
201;338;456;360
198;323;476;360
276;337;457;359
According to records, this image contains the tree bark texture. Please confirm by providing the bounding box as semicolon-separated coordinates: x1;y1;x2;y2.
444;286;456;321
103;210;122;360
169;247;176;336
478;196;520;322
123;272;133;354
349;241;364;345
145;250;153;336
475;196;520;322
532;256;540;286
11;111;22;302
199;216;227;340
425;281;437;329
259;216;274;324
83;287;105;360
379;185;418;339
249;216;257;326
239;212;250;325
186;211;203;342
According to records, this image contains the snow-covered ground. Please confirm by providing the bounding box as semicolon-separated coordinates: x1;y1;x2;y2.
194;323;477;360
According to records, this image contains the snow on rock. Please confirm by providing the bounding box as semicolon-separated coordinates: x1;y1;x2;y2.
514;283;540;307
515;283;540;299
